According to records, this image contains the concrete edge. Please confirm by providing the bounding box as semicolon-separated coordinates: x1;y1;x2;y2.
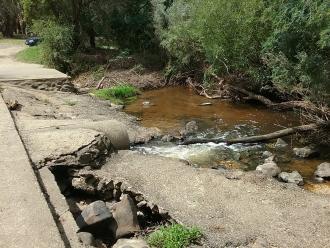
39;168;84;248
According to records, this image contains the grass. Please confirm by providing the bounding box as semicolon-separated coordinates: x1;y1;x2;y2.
147;224;202;248
15;46;43;64
92;85;139;105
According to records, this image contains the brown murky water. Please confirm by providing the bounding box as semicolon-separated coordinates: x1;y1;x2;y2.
125;86;298;134
125;87;330;192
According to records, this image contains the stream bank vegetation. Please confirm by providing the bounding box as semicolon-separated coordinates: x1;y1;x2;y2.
92;85;139;105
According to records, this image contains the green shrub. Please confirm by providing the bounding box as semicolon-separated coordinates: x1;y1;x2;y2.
159;0;330;97
32;20;74;72
160;0;269;83
262;0;330;96
147;224;202;248
15;46;42;64
92;85;139;104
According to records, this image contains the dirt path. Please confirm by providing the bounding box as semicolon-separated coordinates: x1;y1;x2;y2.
0;41;68;81
103;151;330;248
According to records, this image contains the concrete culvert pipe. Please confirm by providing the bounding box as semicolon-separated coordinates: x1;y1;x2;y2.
79;120;130;150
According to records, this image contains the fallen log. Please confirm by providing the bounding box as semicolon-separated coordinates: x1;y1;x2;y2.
179;121;330;146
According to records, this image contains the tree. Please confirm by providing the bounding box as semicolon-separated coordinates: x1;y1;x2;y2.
0;0;22;37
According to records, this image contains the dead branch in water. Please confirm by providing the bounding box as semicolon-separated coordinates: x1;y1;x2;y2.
228;85;330;119
180;121;330;145
186;77;227;99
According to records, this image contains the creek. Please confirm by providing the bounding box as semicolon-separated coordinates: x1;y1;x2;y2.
125;86;329;190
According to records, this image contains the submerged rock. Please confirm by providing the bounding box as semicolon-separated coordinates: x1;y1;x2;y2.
161;134;175;142
76;200;113;232
180;121;199;137
293;146;318;158
314;162;330;179
200;102;212;106
256;162;281;177
278;171;304;186
112;239;149;248
110;194;140;239
274;138;288;149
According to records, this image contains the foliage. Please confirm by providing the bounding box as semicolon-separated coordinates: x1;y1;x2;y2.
15;46;42;64
108;0;158;51
0;0;22;37
159;0;330;96
92;85;139;104
147;224;202;248
159;0;269;82
31;20;73;71
262;0;330;95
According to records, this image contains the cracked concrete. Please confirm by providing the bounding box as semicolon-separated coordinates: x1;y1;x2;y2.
0;95;66;248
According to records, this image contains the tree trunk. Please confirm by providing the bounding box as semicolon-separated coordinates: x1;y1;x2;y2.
2;15;15;37
89;30;96;48
180;121;330;146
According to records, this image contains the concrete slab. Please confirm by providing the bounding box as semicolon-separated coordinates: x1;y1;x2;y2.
0;96;66;248
0;43;68;81
104;150;330;248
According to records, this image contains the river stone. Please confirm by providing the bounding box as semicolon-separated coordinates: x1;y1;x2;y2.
314;162;330;179
181;121;199;136
278;171;304;186
112;239;149;248
274;138;288;149
161;134;175;142
264;156;275;163
262;151;273;158
76;200;113;232
256;162;281;177
293;146;318;158
110;194;140;239
77;232;96;247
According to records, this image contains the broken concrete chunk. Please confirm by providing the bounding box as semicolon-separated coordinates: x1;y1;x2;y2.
76;200;113;232
7;99;19;110
72;177;96;195
26;129;114;169
112;239;149;248
110;195;140;239
77;232;96;247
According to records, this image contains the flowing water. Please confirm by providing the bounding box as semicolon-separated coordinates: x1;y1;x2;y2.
125;86;330;192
